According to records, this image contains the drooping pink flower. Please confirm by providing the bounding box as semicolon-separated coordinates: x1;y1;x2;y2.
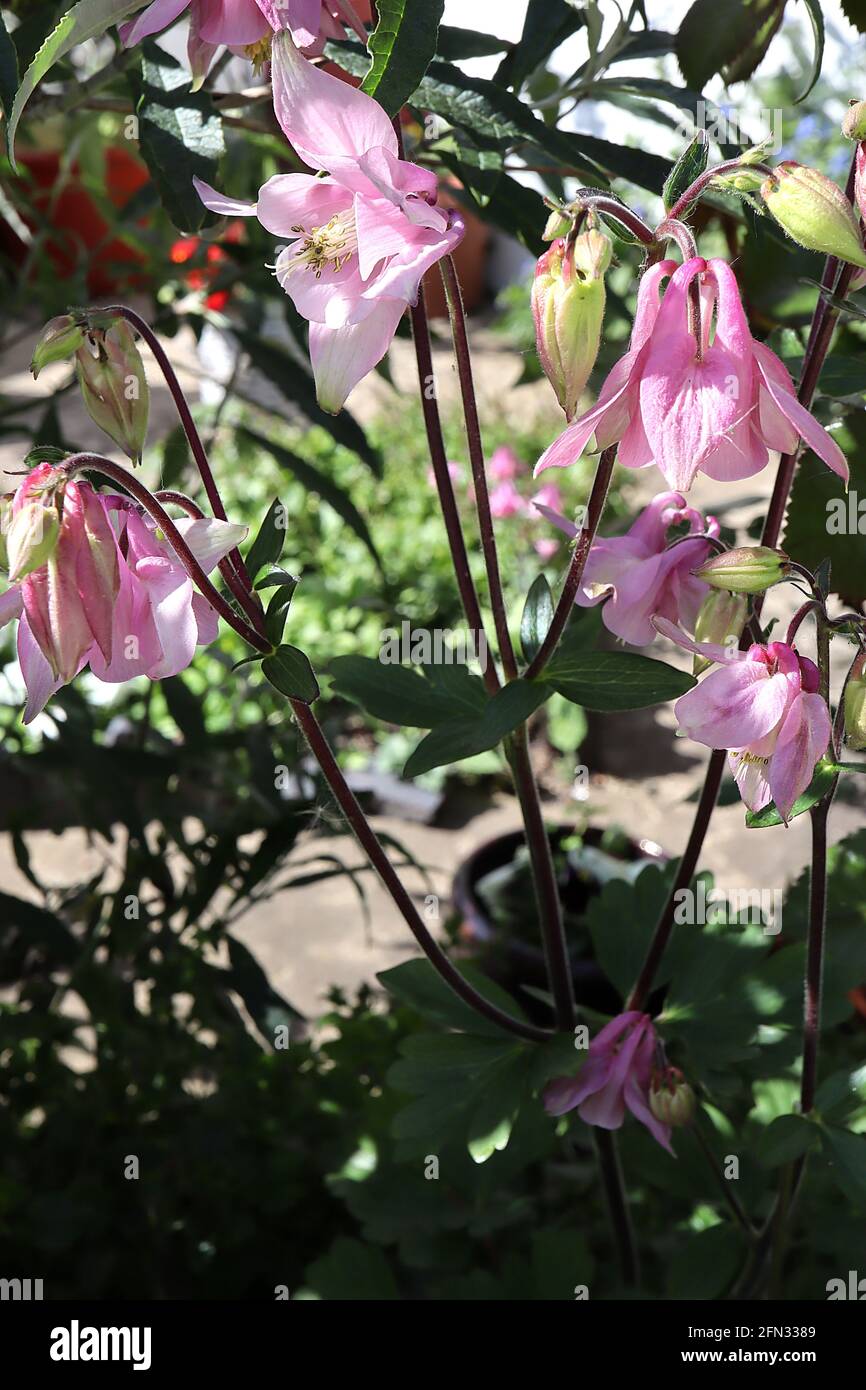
535;256;849;491
0;465;246;724
536;490;718;646
426;460;463;489
654;617;832;822
489;480;526;518
194;33;463;412
534;537;559;561
488;445;524;481
120;1;271;86
544;1011;673;1153
531;481;562;512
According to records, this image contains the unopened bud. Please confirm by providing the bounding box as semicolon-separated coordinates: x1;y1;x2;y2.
693;589;748;675
75;321;149;464
542;208;571;241
693;545;788;594
761;162;866;269
7;498;60;581
649;1067;696;1128
842;100;866;142
532;229;611;421
31;315;86;377
844;658;866;751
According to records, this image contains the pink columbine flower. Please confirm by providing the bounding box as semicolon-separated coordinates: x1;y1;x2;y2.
535;256;849;491
488;445;524;481
535;490;718;646
194;33;463;412
654;617;832;822
0;465;246;724
120;1;271;86
544;1011;673;1153
489;480;526;518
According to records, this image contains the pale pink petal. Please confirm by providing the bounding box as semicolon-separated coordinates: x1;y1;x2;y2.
674;664;791;750
653;615;748;666
309;299;406;412
625;1077;674;1153
172;517;248;572
359;215;464;306
197;0;269;45
753;342;849;483
274;246;367;328
255;173;349;235
271;31;398;169
630;258;678;351
767;691;832;822
18;619;63;725
0;585;23;626
119;0;189;47
193;177;259;218
729;749;773;813
288;0;324;47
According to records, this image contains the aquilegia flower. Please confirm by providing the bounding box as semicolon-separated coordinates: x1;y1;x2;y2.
0;464;245;723
654;617;832;822
535;256;849;491
536;490;719;646
194;33;463;412
544;1011;673;1153
120;1;271;85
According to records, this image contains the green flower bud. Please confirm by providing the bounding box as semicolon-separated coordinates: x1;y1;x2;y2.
693;546;789;595
761;162;866;269
6;497;61;581
842;100;866;142
844;659;866;751
649;1067;696;1128
75;320;150;465
532;228;612;421
31;315;86;378
692;589;749;675
542;208;571;241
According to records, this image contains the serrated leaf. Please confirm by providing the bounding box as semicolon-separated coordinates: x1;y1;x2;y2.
0;11;19;122
361;0;444;116
663;131;709;215
261;644;319;704
127;42;224;233
7;0;142;164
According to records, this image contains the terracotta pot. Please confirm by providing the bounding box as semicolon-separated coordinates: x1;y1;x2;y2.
0;146;150;296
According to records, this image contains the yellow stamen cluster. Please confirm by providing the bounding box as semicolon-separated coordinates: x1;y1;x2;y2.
244;36;273;74
288;214;356;280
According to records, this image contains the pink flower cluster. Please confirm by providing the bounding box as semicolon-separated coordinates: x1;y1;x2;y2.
535;257;848;491
0;464;245;723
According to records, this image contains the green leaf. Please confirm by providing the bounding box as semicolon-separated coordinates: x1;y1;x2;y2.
757;1114;820;1167
240;428;382;571
494;0;584;90
0;11;19;122
665;1224;743;1300
662;131;709;215
161;673;206;748
676;0;783;88
233;329;382;477
745;759;839;829
821;1125;866;1203
361;0;445;116
797;0;825;101
329;654;480;727
6;0;142;164
436;25;508;61
261;645;319;704
255;567;298;591
403;678;550;777
520;575;554;665
543;650;696;711
377;957;528;1038
531;1229;594;1301
127;42;224;233
245;498;285;583
306;1238;399;1300
264;582;298;646
467;1049;528;1163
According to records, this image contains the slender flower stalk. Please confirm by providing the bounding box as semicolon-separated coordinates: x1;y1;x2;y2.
440;256;518;680
99;304;255;594
524;446;616;678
